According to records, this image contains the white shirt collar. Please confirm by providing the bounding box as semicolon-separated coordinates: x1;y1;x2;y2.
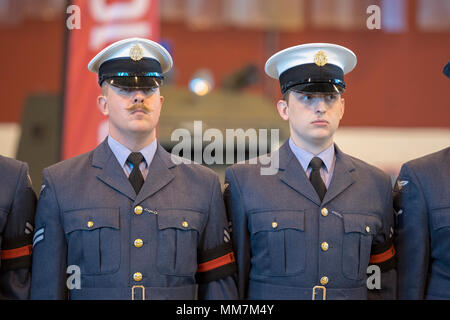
107;135;157;168
288;137;335;172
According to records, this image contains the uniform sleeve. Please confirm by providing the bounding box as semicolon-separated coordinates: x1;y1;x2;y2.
0;162;36;299
223;167;251;300
196;174;238;300
393;164;429;299
30;169;68;300
367;174;397;300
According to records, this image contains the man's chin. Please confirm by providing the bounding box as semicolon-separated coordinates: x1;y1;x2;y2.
128;118;157;130
127;124;156;136
305;131;335;146
307;128;333;140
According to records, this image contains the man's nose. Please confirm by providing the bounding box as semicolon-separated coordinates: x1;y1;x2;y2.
133;91;146;104
314;99;327;113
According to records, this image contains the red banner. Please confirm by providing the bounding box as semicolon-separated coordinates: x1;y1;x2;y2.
62;0;159;159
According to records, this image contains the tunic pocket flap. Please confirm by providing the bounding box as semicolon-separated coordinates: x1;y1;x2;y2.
250;210;305;234
343;213;380;235
157;209;203;232
431;207;450;230
63;208;120;234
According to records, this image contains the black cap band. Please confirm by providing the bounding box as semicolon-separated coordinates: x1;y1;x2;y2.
98;57;163;86
279;63;345;94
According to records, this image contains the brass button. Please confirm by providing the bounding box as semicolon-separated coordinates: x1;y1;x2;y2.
182;221;188;228
272;222;278;229
321;208;328;217
133;272;143;282
134;206;143;215
134;239;143;248
366;226;371;233
321;242;329;251
320;276;329;285
87;221;94;228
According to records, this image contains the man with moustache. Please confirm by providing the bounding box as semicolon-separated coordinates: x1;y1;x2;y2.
224;43;396;300
30;38;237;300
394;62;450;299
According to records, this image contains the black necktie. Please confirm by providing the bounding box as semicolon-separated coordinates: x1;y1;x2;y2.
309;157;327;202
127;152;145;194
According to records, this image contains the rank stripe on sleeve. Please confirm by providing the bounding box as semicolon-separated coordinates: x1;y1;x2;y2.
33;227;45;247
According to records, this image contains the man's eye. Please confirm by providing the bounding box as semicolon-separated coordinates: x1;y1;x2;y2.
143;88;156;95
119;88;131;93
300;95;313;102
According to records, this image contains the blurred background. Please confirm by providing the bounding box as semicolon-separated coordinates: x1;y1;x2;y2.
0;0;449;193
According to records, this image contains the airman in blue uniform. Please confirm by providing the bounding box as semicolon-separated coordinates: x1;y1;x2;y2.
0;155;36;299
224;43;396;300
394;63;450;299
30;38;237;300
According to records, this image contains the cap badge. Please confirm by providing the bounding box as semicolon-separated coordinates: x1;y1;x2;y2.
130;44;144;61
314;50;328;67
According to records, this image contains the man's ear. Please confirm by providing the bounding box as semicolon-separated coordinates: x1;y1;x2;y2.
276;99;289;121
97;95;109;116
339;97;345;120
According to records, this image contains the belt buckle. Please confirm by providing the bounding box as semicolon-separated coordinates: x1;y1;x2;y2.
312;285;327;300
131;285;146;300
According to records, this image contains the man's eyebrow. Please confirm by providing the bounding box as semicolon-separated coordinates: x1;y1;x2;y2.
293;92;339;97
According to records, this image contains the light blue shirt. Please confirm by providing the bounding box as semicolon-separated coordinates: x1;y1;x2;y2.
288;137;336;188
107;135;157;180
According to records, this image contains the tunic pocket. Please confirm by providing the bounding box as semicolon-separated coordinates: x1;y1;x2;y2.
250;210;306;276
156;209;203;276
431;207;450;231
342;213;380;280
63;208;120;275
430;207;450;263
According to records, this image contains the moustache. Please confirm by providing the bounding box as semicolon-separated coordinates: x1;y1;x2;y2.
126;103;150;113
